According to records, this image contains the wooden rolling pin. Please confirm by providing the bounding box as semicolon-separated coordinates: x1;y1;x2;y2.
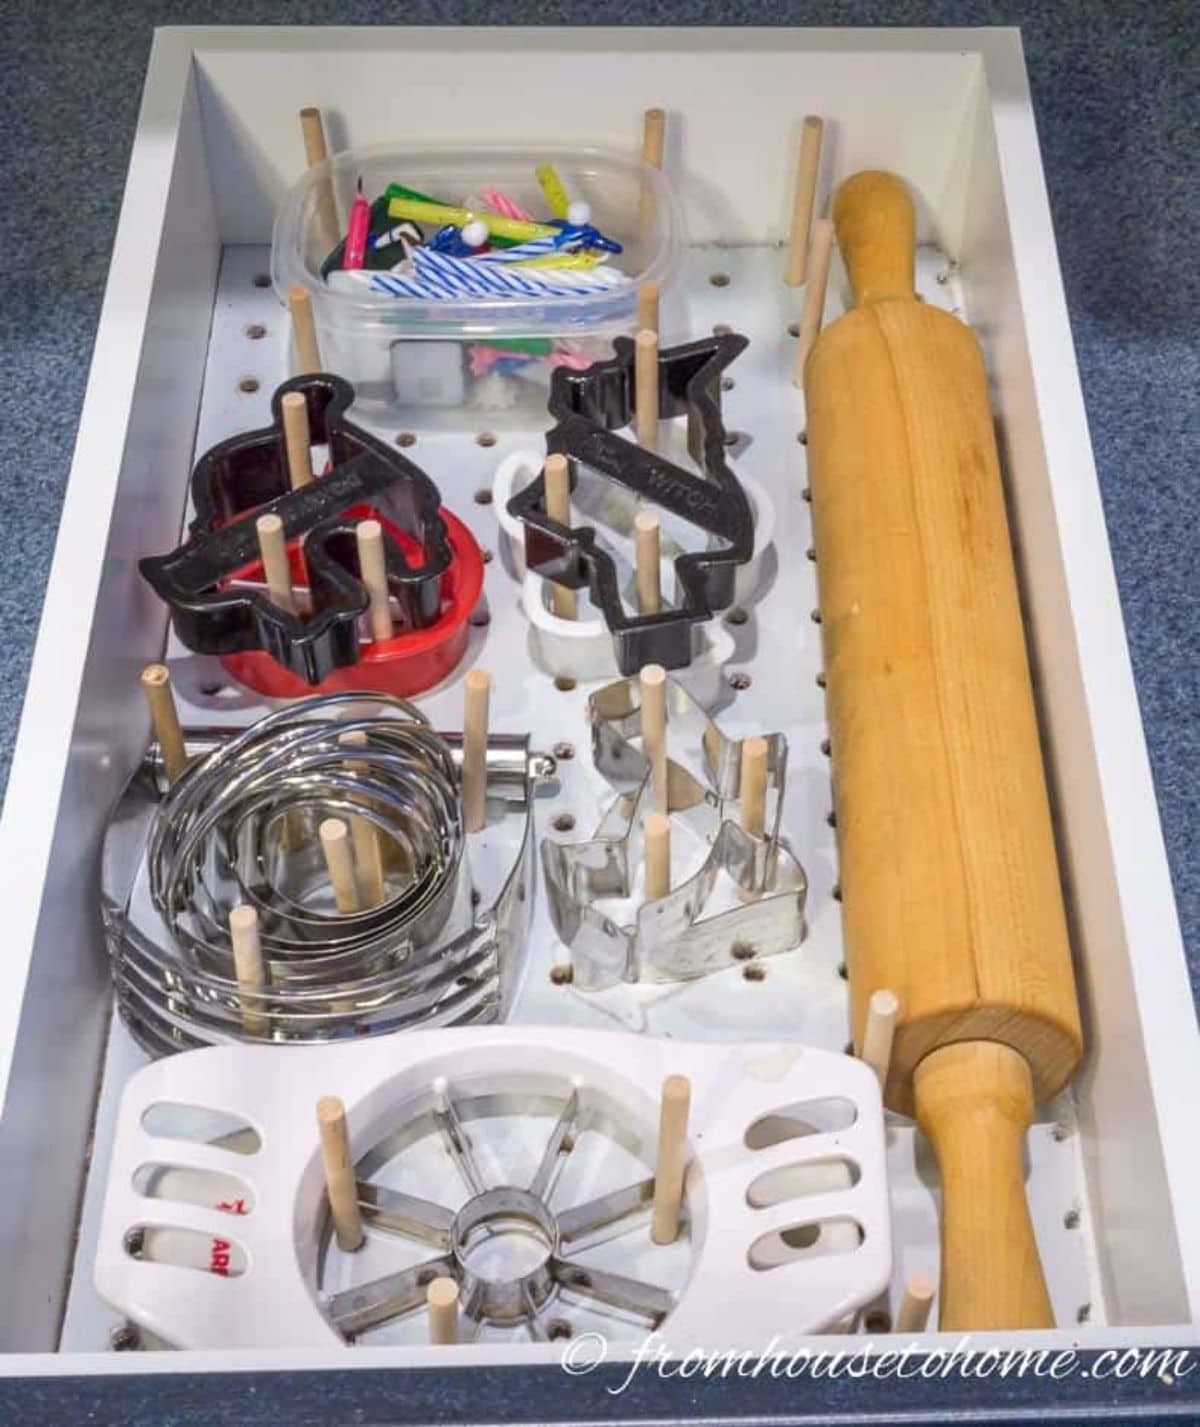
805;171;1083;1331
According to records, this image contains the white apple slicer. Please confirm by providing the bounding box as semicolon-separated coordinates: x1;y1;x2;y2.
94;1028;890;1352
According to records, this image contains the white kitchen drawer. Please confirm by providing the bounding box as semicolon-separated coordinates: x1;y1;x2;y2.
0;23;1196;1417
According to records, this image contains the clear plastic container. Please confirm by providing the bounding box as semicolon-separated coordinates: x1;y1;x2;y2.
271;145;682;428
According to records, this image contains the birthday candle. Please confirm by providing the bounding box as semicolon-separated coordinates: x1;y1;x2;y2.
344;177;371;270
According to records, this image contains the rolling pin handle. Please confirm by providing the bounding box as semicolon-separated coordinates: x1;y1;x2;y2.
913;1040;1054;1330
832;170;916;307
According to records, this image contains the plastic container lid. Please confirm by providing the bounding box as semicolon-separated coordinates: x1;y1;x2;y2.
271;144;682;341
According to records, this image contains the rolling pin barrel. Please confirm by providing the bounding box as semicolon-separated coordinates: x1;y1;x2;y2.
806;170;1083;1330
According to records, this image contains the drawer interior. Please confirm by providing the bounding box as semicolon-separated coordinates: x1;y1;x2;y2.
0;27;1195;1371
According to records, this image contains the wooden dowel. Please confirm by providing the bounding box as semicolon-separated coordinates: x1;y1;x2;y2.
642;107;666;169
543;453;576;621
427;1277;460;1344
643;812;671;903
319;818;359;914
794;216;835;389
635;329;659;451
256;514;296;615
634;511;661;615
784;115;825;286
740;736;769;839
895;1273;937;1334
637;280;660;338
639;663;668;813
299;105;329;168
316;1096;364;1252
339;731;385;909
139;663;187;784
861;988;900;1088
462;669;491;834
229;904;268;1038
288;284;322;374
299;106;339;252
281;390;314;489
651;1074;691;1245
355;519;394;642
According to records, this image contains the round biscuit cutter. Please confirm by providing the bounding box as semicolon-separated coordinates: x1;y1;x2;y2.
94;1028;890;1352
494;449;774;703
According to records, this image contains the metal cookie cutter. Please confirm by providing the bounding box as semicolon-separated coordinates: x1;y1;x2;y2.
140;375;465;686
101;692;553;1056
505;334;755;674
94;1028;890;1351
543;675;807;989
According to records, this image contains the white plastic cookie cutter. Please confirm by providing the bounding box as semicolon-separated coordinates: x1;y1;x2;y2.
94;1028;890;1352
493;450;775;703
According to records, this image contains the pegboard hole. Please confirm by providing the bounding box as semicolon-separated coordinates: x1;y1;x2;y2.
481;548;494;564
721;376;736;392
395;432;417;448
476;431;498;448
547;1318;573;1340
797;430;808;446
251;273;271;289
553;742;576;761
837;962;848;980
554;676;577;693
787;322;801;338
709;272;731;287
743;963;766;982
731;942;756;961
725;607;748;626
550;964;574;986
863;1309;892;1334
474;488;494;505
723;430;741;447
244;323;267;340
469;609;490;628
109;1324;141;1352
238;376;261;394
712;323;733;337
728;671;752;691
552;813;576;833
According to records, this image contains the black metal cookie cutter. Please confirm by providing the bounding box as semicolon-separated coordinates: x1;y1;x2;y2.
140;374;454;686
506;332;754;673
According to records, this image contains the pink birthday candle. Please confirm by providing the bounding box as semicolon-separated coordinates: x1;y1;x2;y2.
344;177;371;270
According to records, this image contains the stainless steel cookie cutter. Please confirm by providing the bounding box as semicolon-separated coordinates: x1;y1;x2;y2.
543;676;807;989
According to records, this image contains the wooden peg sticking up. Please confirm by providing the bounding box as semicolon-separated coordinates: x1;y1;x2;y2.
319;817;360;915
793;216;835;389
635;329;659;451
462;668;491;834
139;664;187;785
634;511;662;615
740;736;769;839
256;514;296;615
639;107;667;243
339;731;385;909
316;1095;364;1252
543;453;576;621
784;116;825;287
427;1277;460;1344
299;106;340;252
639;664;669;813
637;280;660;339
355;519;394;643
895;1273;937;1334
861;987;900;1089
643;812;671;903
281;390;314;489
299;105;330;168
288;284;322;375
651;1074;691;1245
229;904;268;1038
642;107;666;169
